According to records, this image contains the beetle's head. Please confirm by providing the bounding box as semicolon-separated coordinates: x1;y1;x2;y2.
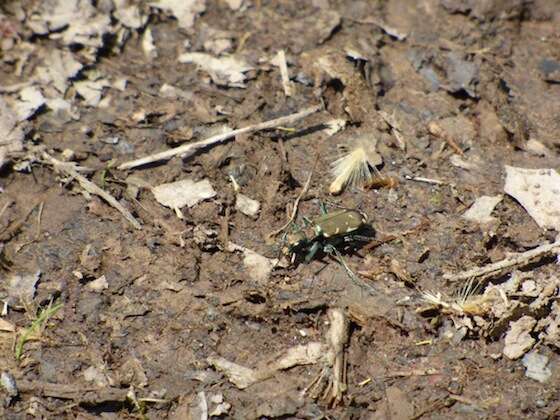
281;231;307;255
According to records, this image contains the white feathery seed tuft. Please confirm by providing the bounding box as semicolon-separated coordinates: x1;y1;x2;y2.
329;135;382;195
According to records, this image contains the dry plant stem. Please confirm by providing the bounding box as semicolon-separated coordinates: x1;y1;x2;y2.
386;368;438;378
326;308;349;406
404;175;447;185
428;121;465;156
118;105;321;170
267;167;314;238
274;50;293;96
17;380;129;404
36;201;44;238
444;238;560;282
43;153;142;230
0;200;13;219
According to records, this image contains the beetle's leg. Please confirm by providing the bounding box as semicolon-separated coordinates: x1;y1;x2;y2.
344;234;374;243
319;201;328;215
305;241;322;263
323;243;336;255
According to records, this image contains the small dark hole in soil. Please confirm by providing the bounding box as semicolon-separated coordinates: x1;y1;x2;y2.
82;401;125;414
245;292;266;304
326;78;345;93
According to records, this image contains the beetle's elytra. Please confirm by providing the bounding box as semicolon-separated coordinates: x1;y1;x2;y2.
282;208;368;262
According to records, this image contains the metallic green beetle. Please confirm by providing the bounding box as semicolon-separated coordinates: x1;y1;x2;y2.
282;208;368;263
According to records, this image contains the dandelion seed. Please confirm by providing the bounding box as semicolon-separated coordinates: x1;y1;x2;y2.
329;135;382;195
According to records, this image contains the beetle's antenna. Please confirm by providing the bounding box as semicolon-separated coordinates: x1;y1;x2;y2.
267;157;317;238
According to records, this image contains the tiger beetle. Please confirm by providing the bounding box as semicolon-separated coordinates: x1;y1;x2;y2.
281;202;372;264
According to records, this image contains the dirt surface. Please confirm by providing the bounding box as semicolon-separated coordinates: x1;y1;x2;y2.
1;0;560;418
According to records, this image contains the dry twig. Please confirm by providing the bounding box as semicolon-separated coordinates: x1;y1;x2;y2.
444;238;560;282
43;152;142;230
428;121;465;156
267;167;314;238
271;50;293;96
118;105;321;170
404;175;447;185
17;380;130;404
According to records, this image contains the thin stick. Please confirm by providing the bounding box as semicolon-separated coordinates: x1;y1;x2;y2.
404;175;447;185
428;121;465;156
118;104;321;170
272;50;293;97
36;201;44;238
0;200;13;219
444;238;560;282
43;153;142;230
267;164;314;238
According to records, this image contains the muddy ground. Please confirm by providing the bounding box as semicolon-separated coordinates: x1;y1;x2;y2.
1;0;560;418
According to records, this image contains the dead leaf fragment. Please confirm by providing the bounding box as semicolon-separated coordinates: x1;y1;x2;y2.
46;97;79;121
87;275;109;292
0;97;24;168
462;195;502;224
243;249;274;283
29;0;111;53
522;352;552;383
142;27;157;59
6;271;41;306
224;0;244;10
113;0;147;29
178;52;253;88
235;194;260;218
207;357;259;389
15;86;45;121
152;179;216;218
210;400;231;417
159;83;193;101
228;242;276;283
504;166;560;231
503;315;536;359
74;78;111;107
150;0;206;30
525;139;551;157
0;372;17;399
35;49;83;94
83;366;110;387
117;357;148;388
208;342;324;389
0;317;16;332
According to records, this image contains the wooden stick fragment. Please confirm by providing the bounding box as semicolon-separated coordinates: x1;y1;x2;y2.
17;380;129;404
404;175;447;185
43;153;142;230
118;105;321;170
428;121;465;156
271;50;293;97
267;167;314;238
444;239;560;282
